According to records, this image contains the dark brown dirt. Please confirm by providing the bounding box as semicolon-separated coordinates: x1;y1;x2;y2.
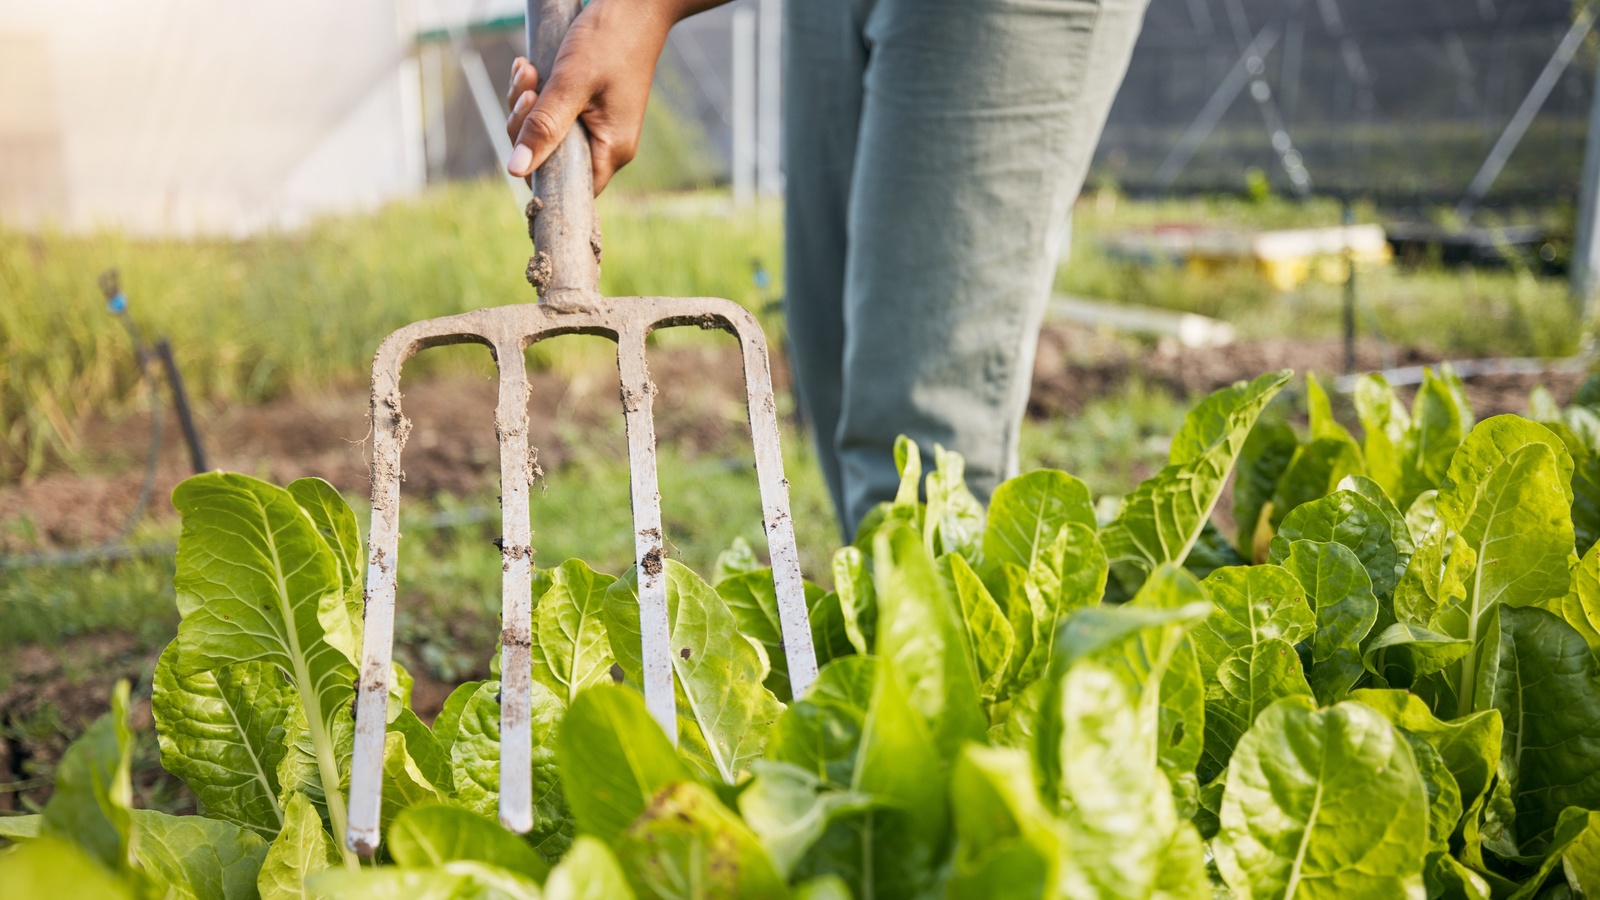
0;632;174;814
1;342;763;554
3;326;1582;555
1029;328;1585;420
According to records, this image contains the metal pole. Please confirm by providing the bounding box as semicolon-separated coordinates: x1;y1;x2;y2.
756;0;782;199
732;7;756;208
1222;0;1311;196
154;339;209;474
1152;23;1283;191
1457;6;1594;221
1342;202;1357;374
1280;5;1304;128
422;41;449;182
452;26;533;210
1573;45;1600;319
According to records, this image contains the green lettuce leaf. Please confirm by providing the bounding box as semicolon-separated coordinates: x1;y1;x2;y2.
1234;418;1300;559
152;642;289;840
737;760;874;878
554;684;691;844
1397;368;1470;508
286;478;363;669
717;568;830;702
1433;420;1575;718
872;522;986;761
386;804;549;881
1014;523;1109;690
1101;372;1290;586
924;442;985;561
1354;373;1410;501
532;559;618;704
1215;696;1430;898
1278;539;1378;704
544;835;636;900
765;656;876;789
1269;489;1401;602
944;552;1015;705
1349;688;1502;812
711;536;761;586
1192;564;1314;679
130;808;269;900
1487;607;1600;855
611;781;786;899
429;680;484;757
605;560;785;784
947;745;1062;900
42;680;133;873
448;680;569;859
1269;436;1366;531
1199;639;1314;784
982;469;1095;573
0;836;136;899
1038;575;1214;898
256;792;338;900
171;473;358;861
764;656;948;899
1398;733;1463;852
1360;623;1470;687
312;861;541;899
831;546;876;656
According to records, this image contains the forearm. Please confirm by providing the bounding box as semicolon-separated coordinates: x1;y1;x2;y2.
595;0;736;36
665;0;739;21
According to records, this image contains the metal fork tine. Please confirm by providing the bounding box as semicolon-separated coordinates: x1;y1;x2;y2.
344;298;817;856
494;340;537;832
347;351;406;857
729;315;818;698
616;324;678;741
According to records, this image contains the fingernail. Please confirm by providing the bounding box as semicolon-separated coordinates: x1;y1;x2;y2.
509;144;533;175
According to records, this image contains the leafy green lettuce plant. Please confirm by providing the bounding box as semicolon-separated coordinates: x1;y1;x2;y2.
10;368;1600;899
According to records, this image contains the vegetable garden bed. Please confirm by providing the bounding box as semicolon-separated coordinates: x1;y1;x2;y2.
4;364;1600;899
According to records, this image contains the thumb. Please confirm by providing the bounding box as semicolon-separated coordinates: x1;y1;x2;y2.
508;69;589;178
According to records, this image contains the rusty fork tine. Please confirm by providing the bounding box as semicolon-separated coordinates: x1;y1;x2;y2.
616;324;677;739
728;314;818;698
494;339;537;833
347;342;407;857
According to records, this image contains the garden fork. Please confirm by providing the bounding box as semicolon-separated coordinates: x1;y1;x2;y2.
343;0;817;856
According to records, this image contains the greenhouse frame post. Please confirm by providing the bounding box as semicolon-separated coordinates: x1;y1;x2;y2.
1574;53;1600;322
757;0;782;199
732;7;756;209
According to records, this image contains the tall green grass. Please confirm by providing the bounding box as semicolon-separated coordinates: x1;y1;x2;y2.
0;183;782;476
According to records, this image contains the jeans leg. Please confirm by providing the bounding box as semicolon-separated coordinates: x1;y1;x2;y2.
782;0;874;537
837;0;1150;532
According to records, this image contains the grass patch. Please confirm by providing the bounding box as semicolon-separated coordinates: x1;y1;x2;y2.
1;182;782;477
1019;381;1189;499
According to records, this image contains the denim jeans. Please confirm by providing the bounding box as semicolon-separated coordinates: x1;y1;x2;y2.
782;0;1150;537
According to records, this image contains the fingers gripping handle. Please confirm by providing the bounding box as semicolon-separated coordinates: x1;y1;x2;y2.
526;0;601;309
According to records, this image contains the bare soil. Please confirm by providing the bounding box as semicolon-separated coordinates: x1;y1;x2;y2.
4;325;1576;555
1;342;761;554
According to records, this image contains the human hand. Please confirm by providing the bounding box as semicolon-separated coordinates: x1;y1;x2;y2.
505;0;685;194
